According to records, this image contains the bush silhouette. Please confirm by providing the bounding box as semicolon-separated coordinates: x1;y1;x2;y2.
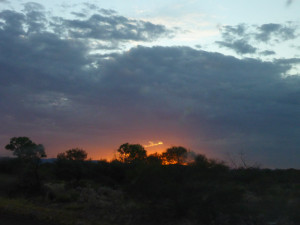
57;148;87;161
162;146;188;164
117;143;147;163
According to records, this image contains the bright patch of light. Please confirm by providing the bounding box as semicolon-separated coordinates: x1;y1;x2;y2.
144;141;164;148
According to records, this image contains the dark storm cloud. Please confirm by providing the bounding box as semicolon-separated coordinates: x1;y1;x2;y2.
1;6;300;167
217;22;299;55
78;46;300;167
0;4;172;141
0;4;171;135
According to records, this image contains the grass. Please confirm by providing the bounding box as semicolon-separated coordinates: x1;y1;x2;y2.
0;173;116;225
0;173;17;195
2;159;300;225
0;196;81;225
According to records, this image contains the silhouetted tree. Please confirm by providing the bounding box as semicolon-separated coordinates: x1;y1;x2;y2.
193;154;210;168
117;143;147;163
147;153;163;165
55;148;88;182
5;137;47;193
57;148;87;161
162;146;188;164
5;137;46;161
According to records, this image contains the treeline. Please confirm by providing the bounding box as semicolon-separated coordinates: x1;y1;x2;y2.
3;136;221;165
1;137;300;225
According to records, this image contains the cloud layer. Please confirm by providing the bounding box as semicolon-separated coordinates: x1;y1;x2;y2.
1;4;300;167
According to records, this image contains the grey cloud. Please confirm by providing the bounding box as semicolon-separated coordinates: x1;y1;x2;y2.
256;23;297;42
256;23;281;42
275;58;300;65
23;2;47;33
0;4;171;51
83;3;100;11
71;12;87;18
86;46;300;168
70;4;116;19
98;9;117;16
216;39;257;54
62;13;171;42
217;22;299;55
0;4;46;35
2;7;300;167
260;50;276;56
217;24;254;55
0;10;92;93
0;5;171;136
23;2;44;11
279;25;298;40
220;24;248;41
286;0;294;6
1;28;300;167
0;10;25;35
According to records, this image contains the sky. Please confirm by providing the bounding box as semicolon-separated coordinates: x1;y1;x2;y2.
0;0;300;168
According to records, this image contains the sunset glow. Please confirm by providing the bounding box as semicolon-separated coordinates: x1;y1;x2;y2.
0;0;300;168
2;1;300;224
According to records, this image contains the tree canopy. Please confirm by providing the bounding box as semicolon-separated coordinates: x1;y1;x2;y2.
57;148;87;161
162;146;188;164
117;143;147;162
5;137;46;161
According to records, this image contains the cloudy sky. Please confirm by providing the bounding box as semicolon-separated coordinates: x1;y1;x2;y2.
1;0;300;168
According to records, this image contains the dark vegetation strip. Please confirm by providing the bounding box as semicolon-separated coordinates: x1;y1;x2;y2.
1;137;300;225
0;212;56;225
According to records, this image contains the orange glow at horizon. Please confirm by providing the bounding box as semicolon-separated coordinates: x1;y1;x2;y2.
42;135;211;162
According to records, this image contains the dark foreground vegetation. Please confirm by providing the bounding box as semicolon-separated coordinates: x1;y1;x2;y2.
1;137;300;225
